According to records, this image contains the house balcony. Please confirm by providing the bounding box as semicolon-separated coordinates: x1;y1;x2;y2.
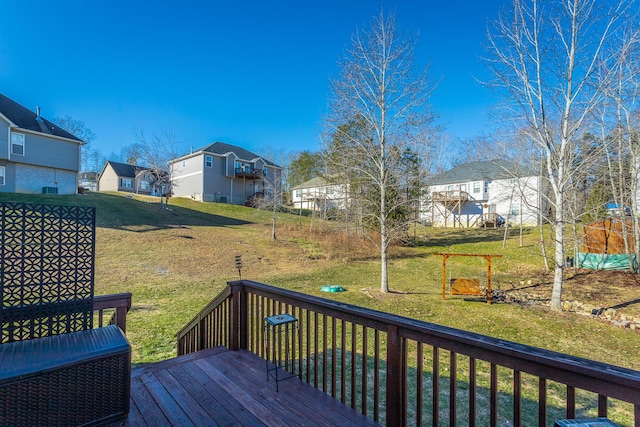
235;166;265;180
431;190;470;203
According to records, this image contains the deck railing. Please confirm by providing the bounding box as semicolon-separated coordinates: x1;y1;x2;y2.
177;280;640;427
94;292;132;333
431;190;470;202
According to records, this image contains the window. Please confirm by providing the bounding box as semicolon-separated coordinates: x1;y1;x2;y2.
447;185;453;191
295;190;301;198
140;181;150;190
11;133;24;156
511;207;520;216
484;182;489;193
473;182;481;193
205;155;212;168
121;178;132;188
0;166;4;185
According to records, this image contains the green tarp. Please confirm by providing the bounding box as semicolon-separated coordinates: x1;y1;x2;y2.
577;252;637;270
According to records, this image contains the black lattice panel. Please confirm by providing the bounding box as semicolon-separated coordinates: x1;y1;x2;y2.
1;203;96;343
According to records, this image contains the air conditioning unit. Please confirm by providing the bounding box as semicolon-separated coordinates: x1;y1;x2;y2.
42;186;58;195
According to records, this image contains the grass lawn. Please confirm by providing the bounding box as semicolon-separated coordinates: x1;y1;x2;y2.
1;191;638;374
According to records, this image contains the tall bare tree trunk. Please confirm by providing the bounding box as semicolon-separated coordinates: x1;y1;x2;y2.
551;189;565;309
486;0;635;310
324;10;437;294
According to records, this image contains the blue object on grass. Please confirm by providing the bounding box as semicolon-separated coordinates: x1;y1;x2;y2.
321;285;345;292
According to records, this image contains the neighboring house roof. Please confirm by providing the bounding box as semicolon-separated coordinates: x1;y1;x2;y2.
173;141;281;168
101;161;155;179
428;159;534;186
0;93;83;142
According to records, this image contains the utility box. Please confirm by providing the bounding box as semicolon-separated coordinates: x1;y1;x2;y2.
42;186;58;194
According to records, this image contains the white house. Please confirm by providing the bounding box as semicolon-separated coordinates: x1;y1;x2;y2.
425;159;544;227
290;177;349;211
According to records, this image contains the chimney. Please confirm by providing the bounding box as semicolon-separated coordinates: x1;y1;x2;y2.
34;106;50;134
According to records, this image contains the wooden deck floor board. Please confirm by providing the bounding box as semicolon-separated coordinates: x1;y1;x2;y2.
138;372;196;427
125;398;146;427
196;355;318;426
129;376;171;426
193;357;291;427
123;347;380;427
153;368;220;426
213;349;374;426
178;362;249;427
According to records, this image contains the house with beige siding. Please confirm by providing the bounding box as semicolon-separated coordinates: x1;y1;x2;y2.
0;93;83;195
98;160;168;196
169;142;281;205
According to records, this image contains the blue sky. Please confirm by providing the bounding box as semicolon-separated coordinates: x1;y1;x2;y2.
0;1;506;163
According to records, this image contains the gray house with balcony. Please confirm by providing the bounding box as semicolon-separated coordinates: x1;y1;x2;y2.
169;142;281;205
0;93;83;195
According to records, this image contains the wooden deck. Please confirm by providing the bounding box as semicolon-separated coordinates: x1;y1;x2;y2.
123;347;380;426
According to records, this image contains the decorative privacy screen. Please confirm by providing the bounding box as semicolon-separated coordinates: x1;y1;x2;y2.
0;203;96;343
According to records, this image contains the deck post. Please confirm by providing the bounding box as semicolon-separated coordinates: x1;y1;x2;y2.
239;282;248;350
229;281;244;351
198;311;205;352
386;324;405;426
94;293;132;334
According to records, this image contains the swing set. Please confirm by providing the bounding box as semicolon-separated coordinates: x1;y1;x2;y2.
435;253;503;304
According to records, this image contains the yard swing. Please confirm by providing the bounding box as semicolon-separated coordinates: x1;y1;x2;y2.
435;253;503;304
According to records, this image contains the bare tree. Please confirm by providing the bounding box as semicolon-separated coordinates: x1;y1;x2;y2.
120;143;145;166
247;167;283;240
131;126;182;205
485;0;637;310
324;10;438;293
53;115;100;172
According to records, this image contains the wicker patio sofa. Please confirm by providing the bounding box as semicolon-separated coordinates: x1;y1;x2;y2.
0;202;131;427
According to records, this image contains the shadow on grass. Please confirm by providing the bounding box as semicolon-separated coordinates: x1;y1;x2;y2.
0;191;252;232
415;230;507;247
412;227;536;249
607;298;640;310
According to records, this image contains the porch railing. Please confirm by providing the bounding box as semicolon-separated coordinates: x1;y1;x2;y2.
177;280;640;427
94;292;132;333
